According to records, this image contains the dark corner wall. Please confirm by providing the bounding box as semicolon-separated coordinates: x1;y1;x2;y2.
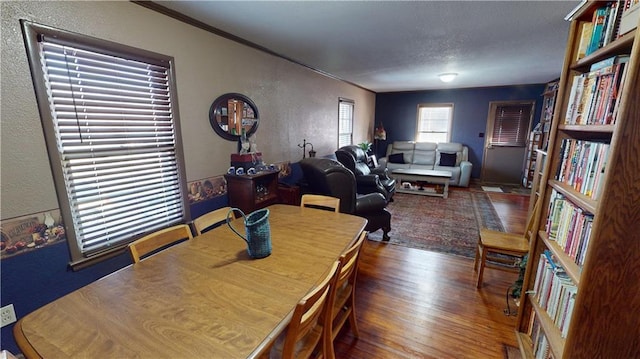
374;84;547;178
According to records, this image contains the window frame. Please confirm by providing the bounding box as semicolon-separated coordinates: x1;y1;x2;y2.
338;98;354;148
21;20;190;269
487;101;535;147
415;103;454;143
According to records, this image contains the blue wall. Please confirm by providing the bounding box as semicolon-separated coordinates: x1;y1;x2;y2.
374;84;547;178
0;195;229;354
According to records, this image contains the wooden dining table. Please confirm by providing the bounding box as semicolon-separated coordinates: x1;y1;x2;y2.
13;204;367;358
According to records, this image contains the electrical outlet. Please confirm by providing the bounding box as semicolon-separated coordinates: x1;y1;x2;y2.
1;304;17;327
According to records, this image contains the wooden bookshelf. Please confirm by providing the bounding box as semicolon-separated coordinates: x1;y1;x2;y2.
523;80;557;189
516;1;640;357
528;149;547;214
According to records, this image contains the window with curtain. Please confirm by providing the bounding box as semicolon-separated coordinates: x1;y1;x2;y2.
416;103;453;143
22;21;189;268
338;98;354;148
491;103;533;146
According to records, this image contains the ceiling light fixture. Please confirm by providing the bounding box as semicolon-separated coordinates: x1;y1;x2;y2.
438;73;458;83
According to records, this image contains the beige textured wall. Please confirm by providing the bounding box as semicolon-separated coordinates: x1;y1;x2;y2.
0;1;375;220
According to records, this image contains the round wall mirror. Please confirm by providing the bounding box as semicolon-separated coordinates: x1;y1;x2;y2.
209;93;259;141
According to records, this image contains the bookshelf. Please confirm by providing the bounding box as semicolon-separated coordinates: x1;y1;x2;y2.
540;80;560;151
523;80;557;190
528;149;547;214
522;130;541;189
515;1;640;358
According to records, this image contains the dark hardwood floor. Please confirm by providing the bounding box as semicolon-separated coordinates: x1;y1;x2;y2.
334;190;530;359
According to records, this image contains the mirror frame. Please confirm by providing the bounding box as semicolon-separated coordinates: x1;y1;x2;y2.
208;93;260;141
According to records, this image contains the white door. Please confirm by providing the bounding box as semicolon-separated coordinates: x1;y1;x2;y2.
481;101;535;184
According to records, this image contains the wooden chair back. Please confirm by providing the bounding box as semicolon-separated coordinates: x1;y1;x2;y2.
336;231;367;293
128;224;193;263
193;206;235;236
300;194;340;213
280;260;340;359
330;231;366;339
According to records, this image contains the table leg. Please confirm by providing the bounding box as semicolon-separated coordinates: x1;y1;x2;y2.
443;182;449;198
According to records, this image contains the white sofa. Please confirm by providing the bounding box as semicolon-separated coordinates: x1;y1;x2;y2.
378;141;472;187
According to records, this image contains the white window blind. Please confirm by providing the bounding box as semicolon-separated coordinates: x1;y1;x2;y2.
491;104;532;146
338;99;354;148
416;104;453;143
23;21;188;265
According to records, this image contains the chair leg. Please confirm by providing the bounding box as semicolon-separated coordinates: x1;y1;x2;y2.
323;313;335;359
323;329;335;359
347;296;360;338
473;242;481;271
476;246;487;288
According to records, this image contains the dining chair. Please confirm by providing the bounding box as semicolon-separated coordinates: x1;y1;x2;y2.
300;194;340;213
192;206;235;236
325;231;367;357
265;260;341;359
128;224;193;263
474;199;540;288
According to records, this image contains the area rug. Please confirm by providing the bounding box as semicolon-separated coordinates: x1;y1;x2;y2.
368;190;504;258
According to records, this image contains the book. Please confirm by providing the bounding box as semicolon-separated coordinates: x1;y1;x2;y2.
576;21;594;60
564;74;586;124
609;57;631;123
587;7;608;54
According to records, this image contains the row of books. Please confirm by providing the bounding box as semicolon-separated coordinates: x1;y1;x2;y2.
555;139;610;199
546;189;594;267
528;313;556;359
533;251;578;339
564;55;630;126
576;1;631;60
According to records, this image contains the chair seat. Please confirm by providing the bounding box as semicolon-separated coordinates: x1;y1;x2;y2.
475;199;540;288
479;228;529;253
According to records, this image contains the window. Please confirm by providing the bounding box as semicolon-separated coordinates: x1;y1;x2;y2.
338;98;354;148
490;103;533;146
22;21;189;268
416;104;453;143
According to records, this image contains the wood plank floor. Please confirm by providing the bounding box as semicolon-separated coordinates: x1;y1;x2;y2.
334;190;530;359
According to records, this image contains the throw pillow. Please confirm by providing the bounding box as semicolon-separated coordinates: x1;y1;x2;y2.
388;153;405;164
439;152;457;167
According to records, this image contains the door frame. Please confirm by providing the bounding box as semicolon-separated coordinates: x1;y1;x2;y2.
481;100;536;184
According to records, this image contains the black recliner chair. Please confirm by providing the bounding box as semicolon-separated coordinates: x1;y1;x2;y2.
335;145;396;202
299;158;391;240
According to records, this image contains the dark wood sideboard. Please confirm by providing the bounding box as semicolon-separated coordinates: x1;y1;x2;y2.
224;171;280;213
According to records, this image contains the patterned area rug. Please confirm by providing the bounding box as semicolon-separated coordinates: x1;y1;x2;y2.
368;190;504;258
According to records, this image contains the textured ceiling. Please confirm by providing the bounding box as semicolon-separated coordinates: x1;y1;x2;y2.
155;0;579;92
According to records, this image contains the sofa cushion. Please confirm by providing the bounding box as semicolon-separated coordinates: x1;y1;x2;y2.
413;142;437;166
439;152;457;167
436;143;464;166
389;141;415;164
388;153;405;164
437;142;463;153
392;142;416;151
